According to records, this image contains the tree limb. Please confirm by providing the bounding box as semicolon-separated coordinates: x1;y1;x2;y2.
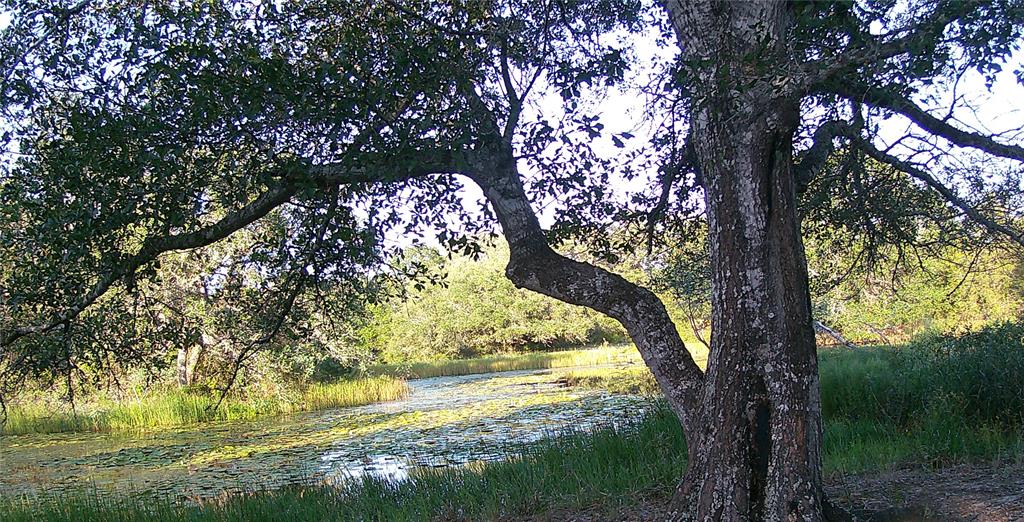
844;132;1024;248
1;150;464;349
828;81;1024;162
463;138;705;432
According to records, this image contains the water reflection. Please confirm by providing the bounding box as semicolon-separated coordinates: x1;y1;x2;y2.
0;366;651;500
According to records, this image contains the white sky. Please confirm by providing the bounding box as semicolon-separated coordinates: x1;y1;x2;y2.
3;7;1021;253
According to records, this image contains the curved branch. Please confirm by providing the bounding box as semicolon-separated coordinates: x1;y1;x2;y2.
1;151;464;349
829;82;1024;162
1;184;297;347
845;133;1024;248
464;143;705;433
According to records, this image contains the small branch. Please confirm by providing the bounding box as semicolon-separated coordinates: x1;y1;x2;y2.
828;82;1024;162
845;133;1024;248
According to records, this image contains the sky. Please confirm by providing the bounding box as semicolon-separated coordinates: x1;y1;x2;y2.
2;5;1022;253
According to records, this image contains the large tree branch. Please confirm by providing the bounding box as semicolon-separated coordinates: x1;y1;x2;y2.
463;141;705;432
844;132;1024;248
798;7;959;93
1;183;297;347
828;82;1024;162
1;151;463;349
455;81;705;425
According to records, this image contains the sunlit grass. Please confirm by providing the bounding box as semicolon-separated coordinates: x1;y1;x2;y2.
559;367;660;396
367;344;646;379
2;376;410;436
3;324;1021;520
299;376;410;411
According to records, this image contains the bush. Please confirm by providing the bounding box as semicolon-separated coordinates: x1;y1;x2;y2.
363;244;626;361
820;322;1024;428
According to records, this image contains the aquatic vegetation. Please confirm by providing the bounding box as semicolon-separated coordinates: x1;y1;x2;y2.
0;368;653;501
559;368;660;395
2;376;410;436
367;344;645;379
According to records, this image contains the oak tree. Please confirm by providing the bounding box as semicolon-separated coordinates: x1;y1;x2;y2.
2;1;1024;520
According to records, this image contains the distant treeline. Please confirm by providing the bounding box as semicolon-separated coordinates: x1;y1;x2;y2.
4;236;1021;409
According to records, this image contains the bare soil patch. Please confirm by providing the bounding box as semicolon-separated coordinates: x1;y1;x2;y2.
525;462;1024;521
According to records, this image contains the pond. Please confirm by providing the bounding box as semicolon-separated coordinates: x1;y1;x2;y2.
0;366;654;501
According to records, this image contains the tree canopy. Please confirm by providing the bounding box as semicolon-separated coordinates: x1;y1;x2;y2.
2;1;1024;519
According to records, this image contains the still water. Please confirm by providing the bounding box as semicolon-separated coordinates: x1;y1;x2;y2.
0;367;652;501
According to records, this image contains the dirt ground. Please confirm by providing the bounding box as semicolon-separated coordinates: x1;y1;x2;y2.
526;462;1024;521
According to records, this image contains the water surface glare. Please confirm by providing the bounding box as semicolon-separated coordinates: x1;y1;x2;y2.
0;366;652;500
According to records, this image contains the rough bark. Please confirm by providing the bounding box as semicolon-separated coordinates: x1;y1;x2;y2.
661;1;830;520
463;140;706;437
664;93;826;521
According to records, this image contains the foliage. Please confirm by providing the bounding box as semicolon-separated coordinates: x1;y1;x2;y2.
654;220;1024;344
813;247;1024;343
0;0;648;393
362;244;626;361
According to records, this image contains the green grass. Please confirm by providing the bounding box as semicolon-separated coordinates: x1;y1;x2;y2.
3;323;1022;521
299;376;411;411
367;344;646;379
559;367;661;395
2;376;410;436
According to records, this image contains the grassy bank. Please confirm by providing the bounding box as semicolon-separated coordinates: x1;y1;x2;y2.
367;343;651;379
3;397;1022;522
3;324;1022;521
2;376;410;436
3;343;657;436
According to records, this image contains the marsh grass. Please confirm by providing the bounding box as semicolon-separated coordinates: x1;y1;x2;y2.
559;367;661;395
299;376;411;411
2;376;410;435
367;344;646;379
3;324;1022;521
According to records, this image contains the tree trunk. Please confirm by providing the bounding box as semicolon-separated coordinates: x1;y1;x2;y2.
670;97;829;520
176;347;190;387
658;3;833;520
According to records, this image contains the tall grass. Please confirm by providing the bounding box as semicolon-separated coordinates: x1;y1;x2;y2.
818;322;1024;473
299;376;411;411
3;396;1022;522
3;324;1022;521
367;344;644;379
2;376;410;436
820;321;1024;427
